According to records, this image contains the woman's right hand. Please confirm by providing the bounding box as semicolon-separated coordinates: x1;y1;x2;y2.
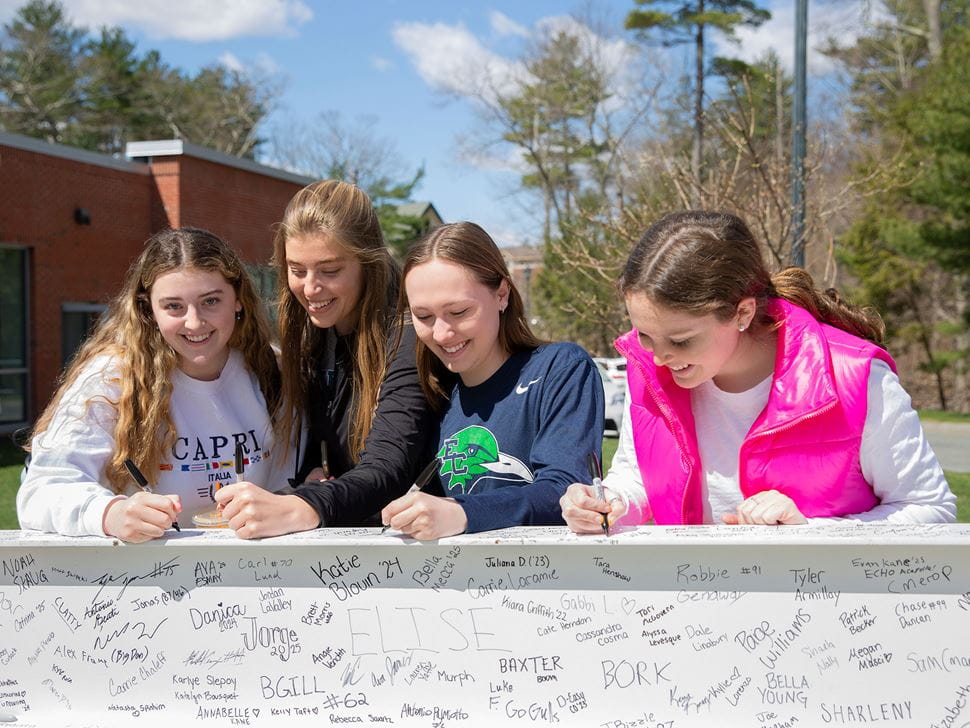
560;483;627;534
216;482;321;539
102;492;181;543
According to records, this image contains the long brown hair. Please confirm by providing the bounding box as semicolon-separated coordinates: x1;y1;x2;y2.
273;180;398;461
28;227;283;493
399;221;544;409
619;211;885;344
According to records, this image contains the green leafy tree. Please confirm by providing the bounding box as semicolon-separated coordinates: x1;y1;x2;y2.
0;0;278;157
500;31;613;244
0;0;84;143
458;22;667;351
821;0;962;130
167;65;275;159
371;171;429;260
491;28;648;352
625;0;770;205
70;26;141;154
837;13;970;410
710;51;790;156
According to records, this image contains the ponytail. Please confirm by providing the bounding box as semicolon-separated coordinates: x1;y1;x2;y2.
770;267;885;346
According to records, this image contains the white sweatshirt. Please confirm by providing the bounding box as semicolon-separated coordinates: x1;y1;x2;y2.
17;349;297;536
602;360;957;524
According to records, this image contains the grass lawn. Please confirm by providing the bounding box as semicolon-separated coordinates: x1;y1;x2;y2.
1;434;967;530
1;435;24;530
919;409;970;424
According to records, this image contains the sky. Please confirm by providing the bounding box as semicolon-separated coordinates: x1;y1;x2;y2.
0;0;878;246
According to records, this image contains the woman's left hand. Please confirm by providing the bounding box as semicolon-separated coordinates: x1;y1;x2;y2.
216;482;321;539
722;490;808;525
304;467;332;483
381;492;468;540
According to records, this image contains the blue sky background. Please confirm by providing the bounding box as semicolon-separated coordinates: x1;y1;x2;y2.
0;0;877;245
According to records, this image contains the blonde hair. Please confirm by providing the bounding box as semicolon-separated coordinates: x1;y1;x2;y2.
273;180;398;461
28;227;283;492
620;211;885;345
399;221;544;409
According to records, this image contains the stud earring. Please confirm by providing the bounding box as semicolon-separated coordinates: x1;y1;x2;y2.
236;310;243;321
739;324;746;332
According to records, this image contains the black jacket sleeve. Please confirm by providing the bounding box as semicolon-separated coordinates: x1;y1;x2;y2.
291;324;437;526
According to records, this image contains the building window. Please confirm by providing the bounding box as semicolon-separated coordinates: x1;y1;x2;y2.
0;247;28;426
62;303;108;367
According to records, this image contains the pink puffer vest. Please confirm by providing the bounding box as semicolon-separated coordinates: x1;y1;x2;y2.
615;299;896;524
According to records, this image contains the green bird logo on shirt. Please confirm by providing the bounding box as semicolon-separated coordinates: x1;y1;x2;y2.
437;425;534;495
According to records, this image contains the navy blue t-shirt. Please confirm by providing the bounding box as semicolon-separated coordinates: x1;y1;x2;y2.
436;342;604;533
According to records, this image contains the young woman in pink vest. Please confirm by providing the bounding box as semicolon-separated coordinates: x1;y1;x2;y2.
561;211;956;530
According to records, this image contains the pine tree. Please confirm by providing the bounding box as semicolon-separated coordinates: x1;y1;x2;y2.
625;1;770;205
0;0;84;143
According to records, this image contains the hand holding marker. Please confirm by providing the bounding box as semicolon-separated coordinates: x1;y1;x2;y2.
380;458;441;534
123;458;180;532
302;441;331;487
191;446;242;528
587;452;609;536
234;442;245;484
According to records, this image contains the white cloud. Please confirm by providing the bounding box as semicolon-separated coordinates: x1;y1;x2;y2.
713;0;886;76
36;0;313;42
392;20;526;103
218;51;245;73
393;14;647;111
0;0;22;21
489;10;528;38
370;55;394;72
460;144;530;175
218;50;280;77
254;51;282;75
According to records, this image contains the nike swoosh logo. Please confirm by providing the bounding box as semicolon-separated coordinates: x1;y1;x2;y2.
515;378;542;395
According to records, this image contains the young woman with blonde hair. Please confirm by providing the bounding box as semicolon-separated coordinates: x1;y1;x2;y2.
18;227;295;541
381;222;604;539
561;210;955;531
216;180;436;537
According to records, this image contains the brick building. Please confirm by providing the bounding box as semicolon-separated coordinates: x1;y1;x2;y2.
0;132;313;431
501;244;544;324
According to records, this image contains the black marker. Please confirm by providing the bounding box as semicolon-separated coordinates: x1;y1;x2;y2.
123;458;181;532
381;458;441;534
587;452;609;536
320;440;330;479
234;442;246;484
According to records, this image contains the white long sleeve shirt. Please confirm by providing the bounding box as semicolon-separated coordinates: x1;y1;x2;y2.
17;350;297;536
602;360;956;524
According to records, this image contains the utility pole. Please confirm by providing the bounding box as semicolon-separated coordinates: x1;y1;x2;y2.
791;0;808;267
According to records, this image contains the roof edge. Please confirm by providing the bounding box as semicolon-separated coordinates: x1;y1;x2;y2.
125;139;316;187
0;130;150;175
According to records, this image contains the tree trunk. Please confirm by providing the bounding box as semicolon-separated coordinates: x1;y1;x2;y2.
923;0;942;60
692;0;705;208
543;189;552;245
775;59;784;168
911;289;948;410
952;280;969;412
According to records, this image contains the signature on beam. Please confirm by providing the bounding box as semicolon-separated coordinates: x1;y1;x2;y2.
92;617;168;651
87;557;181;603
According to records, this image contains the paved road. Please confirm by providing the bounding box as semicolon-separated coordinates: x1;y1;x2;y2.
922;421;970;473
